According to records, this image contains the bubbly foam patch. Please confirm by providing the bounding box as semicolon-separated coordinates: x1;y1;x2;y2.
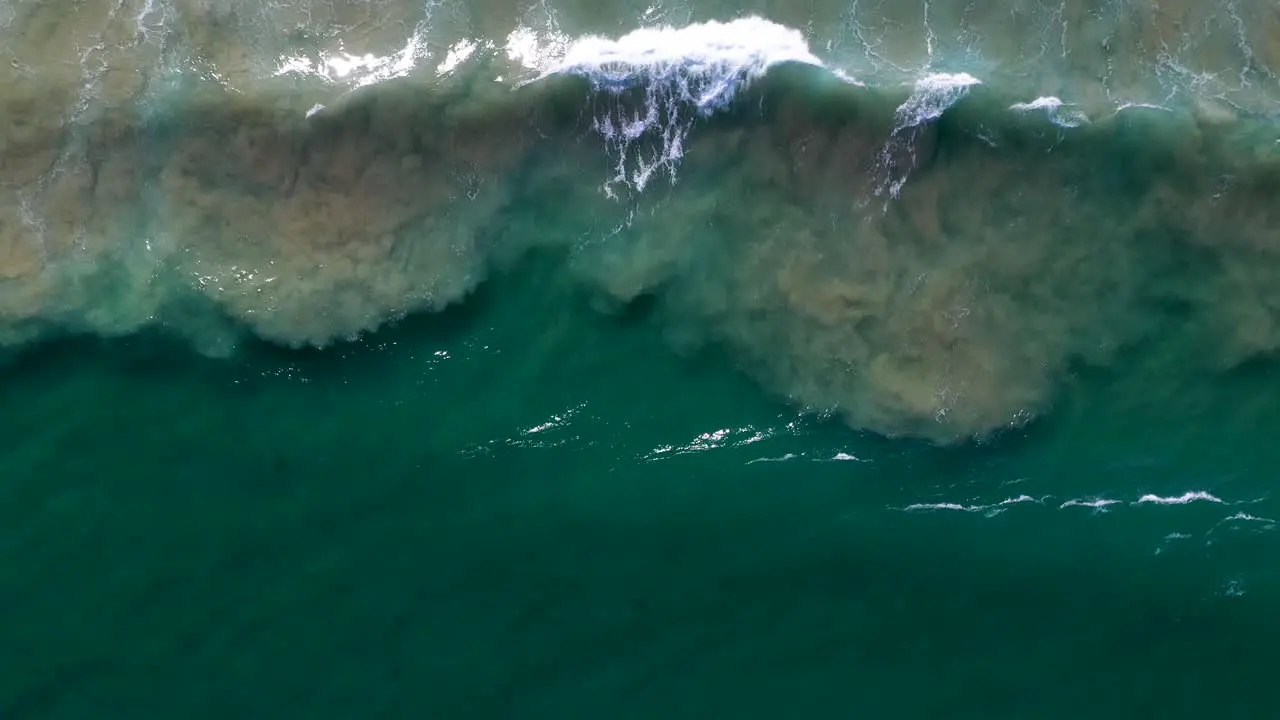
1010;96;1090;128
540;17;828;194
893;72;982;129
549;17;823;105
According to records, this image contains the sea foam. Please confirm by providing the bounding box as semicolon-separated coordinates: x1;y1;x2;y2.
539;17;832;193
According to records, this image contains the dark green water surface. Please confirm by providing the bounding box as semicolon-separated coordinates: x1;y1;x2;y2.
4;253;1278;718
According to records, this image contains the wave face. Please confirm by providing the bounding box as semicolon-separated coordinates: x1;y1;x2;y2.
5;2;1280;443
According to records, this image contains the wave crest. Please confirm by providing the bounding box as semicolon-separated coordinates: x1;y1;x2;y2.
4;16;1280;443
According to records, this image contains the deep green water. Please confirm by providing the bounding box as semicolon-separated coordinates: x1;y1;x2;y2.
7;1;1280;716
4;252;1280;717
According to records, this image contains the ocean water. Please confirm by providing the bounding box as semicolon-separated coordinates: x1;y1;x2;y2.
4;0;1280;716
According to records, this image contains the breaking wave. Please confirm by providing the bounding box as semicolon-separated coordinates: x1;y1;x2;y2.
5;14;1280;443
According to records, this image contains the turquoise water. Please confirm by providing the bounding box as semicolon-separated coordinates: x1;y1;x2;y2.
6;254;1279;716
5;1;1280;716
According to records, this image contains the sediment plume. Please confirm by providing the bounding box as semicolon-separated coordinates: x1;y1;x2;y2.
4;6;1280;442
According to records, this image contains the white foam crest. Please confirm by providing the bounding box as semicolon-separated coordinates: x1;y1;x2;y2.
537;18;828;195
1010;96;1089;128
645;424;772;460
1223;511;1277;524
549;17;823;107
893;72;982;129
999;494;1040;505
898;492;1268;520
901;495;1042;514
520;403;586;436
747;453;798;464
437;39;480;76
876;72;981;199
1135;490;1224;505
1206;510;1277;537
505;25;571;72
1060;498;1122;510
903;502;986;512
275;30;427;89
